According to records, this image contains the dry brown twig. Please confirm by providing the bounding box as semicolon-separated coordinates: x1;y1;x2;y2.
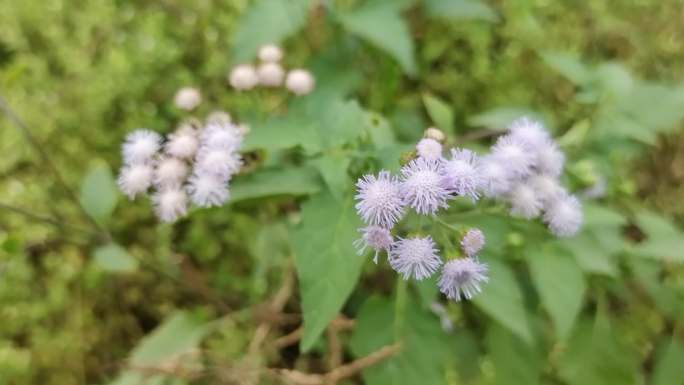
248;266;296;355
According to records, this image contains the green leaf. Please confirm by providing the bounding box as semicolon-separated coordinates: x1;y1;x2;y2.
349;296;455;385
93;243;138;273
230;166;322;202
652;337;684;385
473;259;534;344
487;324;542;385
110;312;210;385
540;51;593;85
558;313;638;385
424;0;499;23
337;0;417;75
528;244;586;340
242;117;318;153
231;0;311;62
630;210;684;262
79;162;118;223
422;94;454;133
310;153;352;201
468;107;543;130
292;191;363;351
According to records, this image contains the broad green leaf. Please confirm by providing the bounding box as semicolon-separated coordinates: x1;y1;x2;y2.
414;275;439;308
487;324;542;385
80;162;117;223
317;99;366;149
231;0;311;62
652;338;684;385
93;243;138;273
364;111;396;149
349;296;455;385
558;313;638;385
422;93;454;133
110;312;210;385
473;259;534;344
424;0;499;23
337;0;417;75
242;117;318;153
467;107;543;130
541;51;593;85
230;166;322;202
528;244;586;340
630;211;684;262
310;153;352;201
292;191;363;351
629;259;684;321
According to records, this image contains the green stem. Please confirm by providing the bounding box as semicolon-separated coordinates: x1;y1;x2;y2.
394;276;408;342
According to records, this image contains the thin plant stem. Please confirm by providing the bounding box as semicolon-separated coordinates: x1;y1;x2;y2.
0;202;96;237
394;276;408;342
0;95;110;241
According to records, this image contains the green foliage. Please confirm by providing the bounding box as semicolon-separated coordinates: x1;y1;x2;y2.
93;243;138;273
424;0;499;23
422;93;454;133
79;162;118;223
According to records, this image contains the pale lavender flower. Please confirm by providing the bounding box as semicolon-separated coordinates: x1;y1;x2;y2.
122;129;161;164
229;64;258;91
509;182;543;219
118;163;153;199
544;193;583;237
201;122;243;151
355;170;405;228
399;157;450;215
416;138;443;160
154;157;189;188
508;117;550;149
389;236;442;280
206;111;232;126
187;172;230;208
528;174;564;205
194;147;243;180
442;148;482;201
173;87;201;111
535;138;565;178
285;69;315;95
479;155;512;198
491;135;535;178
461;228;485;257
438;257;488;301
165;125;200;159
153;188;188;223
353;225;394;264
257;62;285;87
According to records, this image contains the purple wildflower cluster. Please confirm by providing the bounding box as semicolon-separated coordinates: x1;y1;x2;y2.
117;112;246;223
354;117;583;301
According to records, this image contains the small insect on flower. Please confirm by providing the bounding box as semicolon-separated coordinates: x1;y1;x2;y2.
534;138;565;178
229;64;259;91
438;257;488;301
491;135;535;178
355;170;405;229
442;148;482;201
416;138;443;160
173;87;201;111
257;62;285;87
118;163;154;199
154;157;189;188
461;228;485;257
122;129;162;165
165;125;200;159
258;44;283;63
479;155;512;198
285;69;315;95
544;193;583;237
353;225;394;264
389;236;443;281
153;188;188;223
187;172;230;208
509;182;543;219
508;117;550;149
399;157;450;216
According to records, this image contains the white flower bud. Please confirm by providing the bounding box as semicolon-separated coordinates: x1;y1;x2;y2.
425;127;446;142
229;64;258;91
285;69;315;95
257;62;285;87
258;44;283;63
173;87;201;110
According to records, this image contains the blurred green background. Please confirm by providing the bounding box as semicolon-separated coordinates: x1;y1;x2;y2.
1;0;684;384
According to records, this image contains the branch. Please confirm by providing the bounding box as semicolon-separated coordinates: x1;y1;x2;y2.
248;266;295;354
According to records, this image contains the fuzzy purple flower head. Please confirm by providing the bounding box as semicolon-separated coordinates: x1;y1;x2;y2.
354;225;394;264
442;148;482;201
438;257;488;301
399;157;450;216
389;236;443;280
355;170;405;229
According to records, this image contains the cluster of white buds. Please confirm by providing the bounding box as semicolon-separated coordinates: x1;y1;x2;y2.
228;43;315;95
354;117;583;302
117;111;246;223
